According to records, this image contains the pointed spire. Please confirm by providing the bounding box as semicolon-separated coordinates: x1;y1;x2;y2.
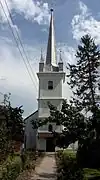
58;49;63;71
46;9;57;66
40;48;44;62
59;49;63;62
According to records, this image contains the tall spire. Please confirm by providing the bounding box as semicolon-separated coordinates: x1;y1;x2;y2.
59;49;63;62
40;48;44;62
46;9;57;66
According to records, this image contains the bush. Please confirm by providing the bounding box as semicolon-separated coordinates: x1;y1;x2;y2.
77;139;100;168
84;168;100;180
0;150;43;180
22;150;36;170
0;155;22;180
56;150;84;180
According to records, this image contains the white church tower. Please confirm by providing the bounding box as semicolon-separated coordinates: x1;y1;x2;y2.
37;9;65;152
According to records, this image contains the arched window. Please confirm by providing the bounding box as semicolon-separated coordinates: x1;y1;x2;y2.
48;124;53;132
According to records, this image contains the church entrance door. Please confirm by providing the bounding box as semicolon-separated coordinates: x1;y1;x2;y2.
46;138;55;152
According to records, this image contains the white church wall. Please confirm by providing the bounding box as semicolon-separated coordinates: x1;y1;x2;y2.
38;99;62;118
37;138;46;151
38;124;48;131
38;122;62;133
38;74;64;98
55;125;63;132
24;111;38;149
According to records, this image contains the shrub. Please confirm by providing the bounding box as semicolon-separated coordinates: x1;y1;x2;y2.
21;150;36;170
56;150;63;158
84;168;100;180
56;150;84;180
0;150;43;180
0;155;22;180
77;139;100;168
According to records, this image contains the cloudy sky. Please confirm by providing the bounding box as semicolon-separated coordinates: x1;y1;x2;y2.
0;0;100;117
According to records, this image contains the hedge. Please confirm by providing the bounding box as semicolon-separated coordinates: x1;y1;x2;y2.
0;155;22;180
56;150;84;180
56;150;100;180
0;150;38;180
84;168;100;180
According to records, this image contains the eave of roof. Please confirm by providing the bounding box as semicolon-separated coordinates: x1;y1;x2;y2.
24;110;38;121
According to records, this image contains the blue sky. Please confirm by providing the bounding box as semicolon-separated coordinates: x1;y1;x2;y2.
0;0;100;117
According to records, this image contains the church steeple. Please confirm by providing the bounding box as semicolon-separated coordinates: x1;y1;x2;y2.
46;9;57;66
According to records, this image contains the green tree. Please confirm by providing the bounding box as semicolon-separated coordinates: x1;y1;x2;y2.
67;34;100;138
0;93;24;159
32;100;87;148
6;105;24;142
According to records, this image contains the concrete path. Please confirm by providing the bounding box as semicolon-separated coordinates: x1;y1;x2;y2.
31;152;57;180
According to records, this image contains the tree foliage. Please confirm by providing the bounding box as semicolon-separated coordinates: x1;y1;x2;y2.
0;93;24;159
67;35;100;127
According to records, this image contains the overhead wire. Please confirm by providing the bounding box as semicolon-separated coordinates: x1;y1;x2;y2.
4;0;38;86
0;0;38;91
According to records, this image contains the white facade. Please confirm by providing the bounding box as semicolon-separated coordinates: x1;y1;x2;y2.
37;9;65;151
24;111;38;149
37;72;65;118
37;138;46;151
37;70;65;151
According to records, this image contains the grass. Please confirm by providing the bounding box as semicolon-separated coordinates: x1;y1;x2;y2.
84;168;100;179
63;148;76;158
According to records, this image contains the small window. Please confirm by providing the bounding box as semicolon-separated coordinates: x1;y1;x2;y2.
48;124;53;132
48;81;53;90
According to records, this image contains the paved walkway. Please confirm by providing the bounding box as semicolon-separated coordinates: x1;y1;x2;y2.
31;152;57;180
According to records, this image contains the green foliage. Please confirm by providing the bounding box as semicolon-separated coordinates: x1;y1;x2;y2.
56;150;100;180
0;155;22;180
0;93;24;159
0;151;38;180
22;150;36;170
56;150;84;180
67;34;100;109
67;34;100;135
38;100;87;148
6;105;24;142
77;139;100;168
84;168;100;179
0;121;10;161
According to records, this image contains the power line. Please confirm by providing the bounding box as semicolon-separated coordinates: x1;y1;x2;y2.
4;0;38;86
0;0;38;91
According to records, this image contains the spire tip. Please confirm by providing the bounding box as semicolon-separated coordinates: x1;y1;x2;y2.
50;8;53;12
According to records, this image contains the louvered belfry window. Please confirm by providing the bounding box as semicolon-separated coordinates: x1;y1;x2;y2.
48;81;53;90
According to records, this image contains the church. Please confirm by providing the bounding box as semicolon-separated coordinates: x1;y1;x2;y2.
24;9;65;152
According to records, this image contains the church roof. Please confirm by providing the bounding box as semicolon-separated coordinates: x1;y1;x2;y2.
46;9;57;66
24;110;38;121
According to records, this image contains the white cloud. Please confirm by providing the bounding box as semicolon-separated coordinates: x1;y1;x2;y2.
72;1;100;44
0;0;20;34
57;43;76;65
0;37;40;116
0;0;50;25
